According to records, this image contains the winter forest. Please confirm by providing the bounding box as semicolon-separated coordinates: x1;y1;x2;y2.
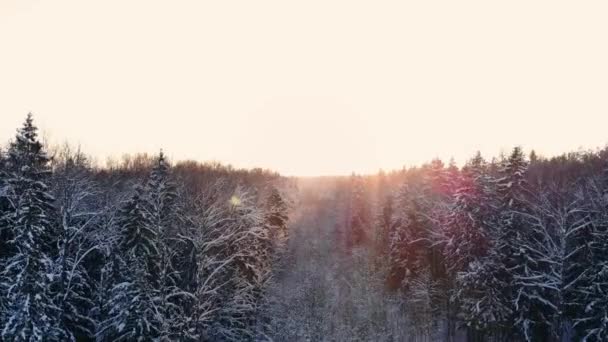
3;114;608;342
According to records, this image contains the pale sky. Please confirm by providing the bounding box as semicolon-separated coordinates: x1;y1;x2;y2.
1;1;607;176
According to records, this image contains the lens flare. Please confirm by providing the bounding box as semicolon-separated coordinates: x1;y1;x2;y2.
230;195;241;206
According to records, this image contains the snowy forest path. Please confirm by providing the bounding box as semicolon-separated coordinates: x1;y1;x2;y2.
265;188;346;341
265;183;408;341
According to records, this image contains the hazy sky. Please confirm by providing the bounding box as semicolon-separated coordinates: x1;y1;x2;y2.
1;1;607;176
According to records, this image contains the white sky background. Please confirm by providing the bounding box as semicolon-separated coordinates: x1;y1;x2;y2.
0;0;607;176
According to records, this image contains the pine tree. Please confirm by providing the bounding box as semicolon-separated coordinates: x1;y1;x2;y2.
455;252;513;338
99;152;189;340
144;151;186;339
1;113;68;340
495;146;533;339
444;153;492;275
98;184;162;340
453;154;508;340
145;151;178;240
99;152;193;341
453;149;530;339
495;147;564;340
444;153;493;339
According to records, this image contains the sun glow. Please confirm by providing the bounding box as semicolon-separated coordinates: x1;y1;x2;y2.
229;195;242;207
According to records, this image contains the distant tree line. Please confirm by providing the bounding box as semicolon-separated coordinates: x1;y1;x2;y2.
0;114;291;341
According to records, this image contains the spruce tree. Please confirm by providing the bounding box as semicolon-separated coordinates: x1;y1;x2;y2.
119;185;156;261
144;151;185;339
453;149;527;339
145;151;178;239
99;152;187;341
98;184;163;341
1;113;68;340
494;147;533;339
495;147;562;340
445;153;491;275
448;153;498;338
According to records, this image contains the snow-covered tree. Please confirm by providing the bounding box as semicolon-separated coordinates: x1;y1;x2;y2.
220;188;270;341
51;148;101;340
183;185;270;341
90;205;124;341
98;152;187;341
184;185;235;340
443;152;491;275
490;147;530;338
452;148;529;339
144;151;187;339
387;184;430;292
1;113;68;340
514;184;591;341
440;153;493;339
574;171;608;341
455;253;513;338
